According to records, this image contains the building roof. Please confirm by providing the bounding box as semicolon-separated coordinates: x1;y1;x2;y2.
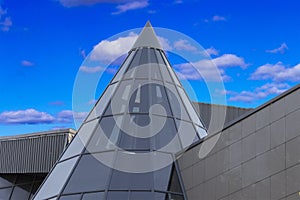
0;129;75;174
33;21;199;200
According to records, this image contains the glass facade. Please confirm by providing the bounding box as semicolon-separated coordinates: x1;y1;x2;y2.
0;174;46;200
34;23;207;200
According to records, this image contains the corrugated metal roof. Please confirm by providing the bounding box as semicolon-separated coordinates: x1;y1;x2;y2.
0;129;76;174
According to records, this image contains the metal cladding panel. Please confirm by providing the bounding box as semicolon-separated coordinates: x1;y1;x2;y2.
193;102;252;128
0;130;74;174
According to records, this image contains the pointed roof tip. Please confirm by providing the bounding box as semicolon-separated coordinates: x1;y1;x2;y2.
145;20;152;27
131;21;163;50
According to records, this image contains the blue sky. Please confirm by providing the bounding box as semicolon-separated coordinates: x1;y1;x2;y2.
0;0;299;136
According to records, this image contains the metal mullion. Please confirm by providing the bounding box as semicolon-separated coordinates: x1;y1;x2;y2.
160;51;202;142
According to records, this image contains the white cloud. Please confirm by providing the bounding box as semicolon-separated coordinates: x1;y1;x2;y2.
79;66;105;73
58;0;129;7
213;54;247;69
90;33;171;62
0;6;7;19
204;47;219;56
90;32;138;62
266;43;288;54
0;109;55;124
212;15;227;22
228;83;290;103
158;36;172;51
250;62;300;82
57;110;88;123
174;39;197;52
174;54;247;81
88;99;97;105
112;0;149;14
0;15;12;31
21;60;34;67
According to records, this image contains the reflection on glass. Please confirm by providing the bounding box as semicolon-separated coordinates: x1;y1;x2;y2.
63;154;111;194
34;157;78;200
87;83;117;121
113;50;135;82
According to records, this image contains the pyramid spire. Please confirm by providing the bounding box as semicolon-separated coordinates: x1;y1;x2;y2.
33;21;207;200
132;20;162;50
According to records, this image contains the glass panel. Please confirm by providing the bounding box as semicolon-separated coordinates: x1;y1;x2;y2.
139;48;149;65
107;192;128;200
34;157;79;200
149;84;172;116
87;83;117;121
31;181;43;195
0;187;12;200
168;166;183;194
109;169;153;190
127;80;150;114
0;175;15;188
61;119;99;160
153;117;178;150
149;48;157;63
153;164;172;191
112;50;135;82
125;81;172;116
130;192;155;200
82;192;105;200
63;154;111;194
195;125;207;139
126;48;142;70
169;194;184;200
86;116;122;153
10;184;32;200
155;50;165;65
177;87;203;127
165;83;189;121
134;64;150;79
161;53;181;86
176;120;198;149
155;192;168;200
104;80;133;116
59;194;81;200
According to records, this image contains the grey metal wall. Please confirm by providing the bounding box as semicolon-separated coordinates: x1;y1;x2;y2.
179;85;300;200
192;102;252;134
0;129;75;174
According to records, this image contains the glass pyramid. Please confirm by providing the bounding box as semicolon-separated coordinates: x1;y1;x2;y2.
33;21;207;200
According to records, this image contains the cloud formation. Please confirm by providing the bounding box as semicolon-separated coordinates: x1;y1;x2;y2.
174;39;197;51
21;60;34;67
58;0;130;7
0;109;55;124
212;15;227;22
250;62;300;82
204;47;219;56
0;14;12;32
174;54;247;81
90;32;138;62
112;0;149;14
266;43;288;54
57;110;88;123
0;109;88;125
228;83;290;103
90;33;171;62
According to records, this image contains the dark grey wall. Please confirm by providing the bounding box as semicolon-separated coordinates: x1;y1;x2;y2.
179;85;300;200
192;102;252;133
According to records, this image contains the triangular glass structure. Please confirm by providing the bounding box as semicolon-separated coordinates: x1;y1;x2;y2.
33;21;207;200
